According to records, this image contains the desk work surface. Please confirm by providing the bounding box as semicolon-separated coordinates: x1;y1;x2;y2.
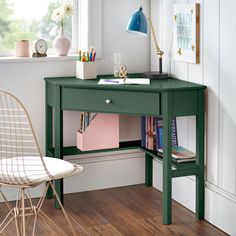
44;74;206;92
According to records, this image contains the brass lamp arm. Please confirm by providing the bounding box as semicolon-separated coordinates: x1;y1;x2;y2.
147;18;164;57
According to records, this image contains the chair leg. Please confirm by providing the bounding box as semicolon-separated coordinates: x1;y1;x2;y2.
14;207;21;236
0;187;39;235
0;183;77;235
49;180;77;236
21;188;26;236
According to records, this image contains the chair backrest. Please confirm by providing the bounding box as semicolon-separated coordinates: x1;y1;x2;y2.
0;90;50;185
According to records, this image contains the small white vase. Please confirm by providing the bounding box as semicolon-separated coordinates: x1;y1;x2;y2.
53;27;71;56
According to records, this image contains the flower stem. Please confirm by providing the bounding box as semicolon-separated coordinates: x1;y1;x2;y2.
61;20;64;28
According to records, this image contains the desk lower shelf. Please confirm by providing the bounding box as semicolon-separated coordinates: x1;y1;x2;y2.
47;140;199;178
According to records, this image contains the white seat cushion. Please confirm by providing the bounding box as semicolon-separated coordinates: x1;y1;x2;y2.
0;156;83;185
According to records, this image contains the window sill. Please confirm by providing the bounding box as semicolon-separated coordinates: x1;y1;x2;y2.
0;54;77;64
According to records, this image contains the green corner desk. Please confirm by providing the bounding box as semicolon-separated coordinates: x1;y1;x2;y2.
44;74;206;225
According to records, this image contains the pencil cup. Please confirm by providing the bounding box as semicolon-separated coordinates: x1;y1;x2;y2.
76;61;97;80
77;113;119;151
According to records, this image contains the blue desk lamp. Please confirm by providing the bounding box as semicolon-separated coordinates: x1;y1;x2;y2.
126;6;168;79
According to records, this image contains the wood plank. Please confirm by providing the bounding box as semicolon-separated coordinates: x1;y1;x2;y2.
74;188;155;236
0;185;227;236
86;224;122;236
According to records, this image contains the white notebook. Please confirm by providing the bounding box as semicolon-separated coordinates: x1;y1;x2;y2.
98;78;150;85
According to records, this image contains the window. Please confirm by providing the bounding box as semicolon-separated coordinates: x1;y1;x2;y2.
0;0;102;57
0;0;76;53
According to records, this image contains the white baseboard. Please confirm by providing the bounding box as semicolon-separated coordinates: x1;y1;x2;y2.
205;184;236;236
64;149;145;193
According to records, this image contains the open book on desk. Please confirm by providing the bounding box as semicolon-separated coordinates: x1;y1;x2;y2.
98;78;150;85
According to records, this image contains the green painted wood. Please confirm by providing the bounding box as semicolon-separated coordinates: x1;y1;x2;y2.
172;161;198;170
139;147;198;170
47;81;57;107
54;85;63;209
162;91;173;225
196;89;205;219
48;145;140;157
145;153;153;186
62;87;160;116
44;75;206;93
171;90;199;116
45;82;53;199
172;168;199;178
44;74;207;225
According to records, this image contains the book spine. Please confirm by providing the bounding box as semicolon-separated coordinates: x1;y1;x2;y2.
148;116;152;150
150;116;153;150
155;117;159;150
145;116;148;149
156;117;163;149
153;117;157;150
141;116;146;147
171;117;178;147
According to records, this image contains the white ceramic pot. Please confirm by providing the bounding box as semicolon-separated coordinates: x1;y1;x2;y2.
53;27;71;56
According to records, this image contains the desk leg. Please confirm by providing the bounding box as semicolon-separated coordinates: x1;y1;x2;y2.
196;90;205;219
46;102;53;199
162;92;172;225
54;86;63;209
145;153;153;186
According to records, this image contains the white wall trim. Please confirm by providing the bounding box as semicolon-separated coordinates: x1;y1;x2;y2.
0;55;77;64
206;181;236;204
77;0;102;58
65;149;144;165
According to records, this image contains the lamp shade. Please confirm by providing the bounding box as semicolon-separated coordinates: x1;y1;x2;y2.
126;6;148;37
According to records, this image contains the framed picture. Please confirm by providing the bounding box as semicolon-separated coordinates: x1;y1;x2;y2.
173;3;200;64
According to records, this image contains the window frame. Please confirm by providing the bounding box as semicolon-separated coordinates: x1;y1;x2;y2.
0;0;78;57
78;0;102;58
0;0;102;58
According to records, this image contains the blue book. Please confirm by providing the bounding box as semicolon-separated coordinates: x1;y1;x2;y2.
141;116;146;147
156;117;178;149
156;117;163;149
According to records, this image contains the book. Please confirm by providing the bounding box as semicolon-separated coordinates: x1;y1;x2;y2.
156;117;178;149
98;78;150;85
141;116;178;151
157;146;196;163
141;116;146;147
156;117;163;149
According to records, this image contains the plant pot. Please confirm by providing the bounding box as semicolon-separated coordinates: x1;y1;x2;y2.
53;27;71;56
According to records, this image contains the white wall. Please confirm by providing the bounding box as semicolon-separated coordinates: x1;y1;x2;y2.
0;0;149;199
151;0;236;234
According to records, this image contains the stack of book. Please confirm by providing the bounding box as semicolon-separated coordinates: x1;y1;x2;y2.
141;116;196;163
157;146;196;163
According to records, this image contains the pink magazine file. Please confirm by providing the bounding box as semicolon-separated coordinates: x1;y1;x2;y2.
77;113;119;151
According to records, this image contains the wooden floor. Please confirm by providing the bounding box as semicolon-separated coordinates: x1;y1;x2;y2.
0;185;227;236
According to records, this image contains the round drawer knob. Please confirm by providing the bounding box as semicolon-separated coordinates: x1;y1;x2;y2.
106;99;112;104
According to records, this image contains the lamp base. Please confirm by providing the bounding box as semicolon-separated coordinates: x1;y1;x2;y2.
142;71;168;80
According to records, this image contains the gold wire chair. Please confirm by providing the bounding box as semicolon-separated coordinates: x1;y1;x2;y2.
0;90;83;236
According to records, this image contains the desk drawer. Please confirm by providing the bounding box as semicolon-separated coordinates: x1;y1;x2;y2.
62;88;160;116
